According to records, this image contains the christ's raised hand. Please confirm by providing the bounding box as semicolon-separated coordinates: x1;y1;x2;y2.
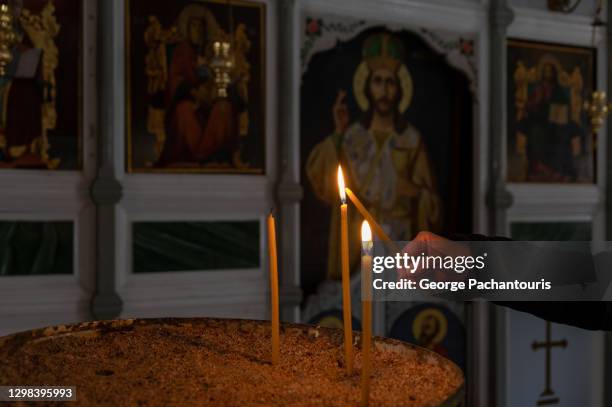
333;89;349;135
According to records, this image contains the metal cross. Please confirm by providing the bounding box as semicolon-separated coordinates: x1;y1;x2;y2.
531;321;567;406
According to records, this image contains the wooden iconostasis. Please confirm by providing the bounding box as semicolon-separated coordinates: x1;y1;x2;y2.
0;3;609;405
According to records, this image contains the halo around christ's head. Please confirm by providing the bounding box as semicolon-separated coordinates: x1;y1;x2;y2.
352;33;413;114
412;307;448;345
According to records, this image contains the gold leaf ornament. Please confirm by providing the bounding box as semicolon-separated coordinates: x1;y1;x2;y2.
398;64;413;114
352;61;369;111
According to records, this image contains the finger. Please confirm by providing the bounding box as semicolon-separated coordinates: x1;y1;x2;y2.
401;239;424;257
398;232;446;275
417;231;446;243
399;240;427;277
397;267;412;280
415;231;453;257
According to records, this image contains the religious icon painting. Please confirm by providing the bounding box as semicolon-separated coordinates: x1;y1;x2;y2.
300;16;475;296
0;0;81;170
126;0;266;173
507;40;596;183
388;303;466;371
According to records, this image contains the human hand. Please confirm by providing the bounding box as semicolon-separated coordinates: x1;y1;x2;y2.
397;231;446;279
397;231;471;282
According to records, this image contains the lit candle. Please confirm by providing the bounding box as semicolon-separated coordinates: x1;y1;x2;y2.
338;166;354;374
267;210;280;365
345;188;393;244
360;220;373;407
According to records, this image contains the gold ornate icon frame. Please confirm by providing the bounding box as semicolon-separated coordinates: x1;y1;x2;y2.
125;0;266;174
0;1;79;170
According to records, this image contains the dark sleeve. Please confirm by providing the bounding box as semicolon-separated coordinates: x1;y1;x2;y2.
448;233;612;331
496;301;612;331
444;233;512;242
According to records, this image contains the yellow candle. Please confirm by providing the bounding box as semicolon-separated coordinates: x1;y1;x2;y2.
345;188;400;254
338;166;354;374
267;211;280;365
360;221;373;407
345;188;392;244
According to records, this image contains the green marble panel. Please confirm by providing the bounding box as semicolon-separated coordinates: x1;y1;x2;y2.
133;221;260;273
0;221;73;275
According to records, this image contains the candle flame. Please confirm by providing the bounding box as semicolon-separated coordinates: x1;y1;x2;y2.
361;220;372;243
337;166;346;203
